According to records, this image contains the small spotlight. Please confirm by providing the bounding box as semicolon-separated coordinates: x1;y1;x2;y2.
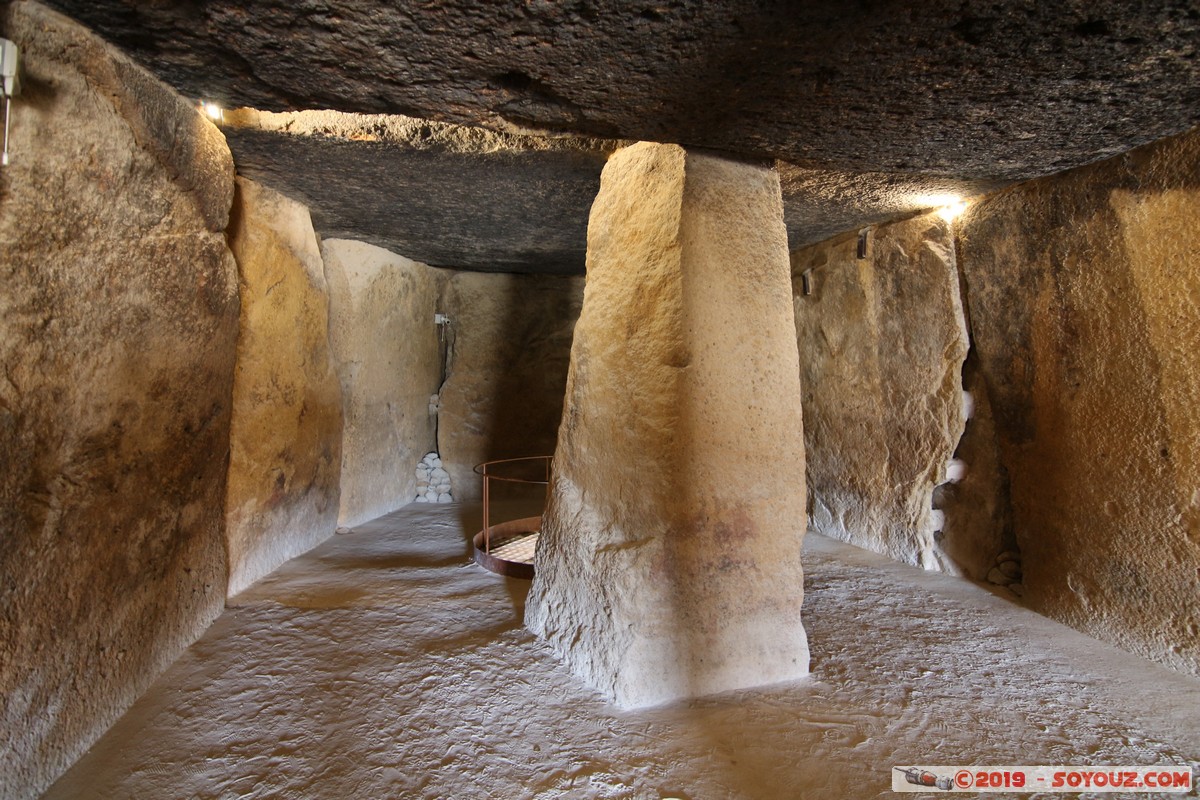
913;192;969;222
201;101;223;122
935;198;969;222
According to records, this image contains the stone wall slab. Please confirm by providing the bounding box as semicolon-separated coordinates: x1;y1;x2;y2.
322;239;440;527
224;177;343;596
0;5;238;796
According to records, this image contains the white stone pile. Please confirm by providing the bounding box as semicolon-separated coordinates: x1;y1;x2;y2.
415;452;453;503
986;549;1024;597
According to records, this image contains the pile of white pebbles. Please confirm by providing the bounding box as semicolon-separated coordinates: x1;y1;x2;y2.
415;452;453;503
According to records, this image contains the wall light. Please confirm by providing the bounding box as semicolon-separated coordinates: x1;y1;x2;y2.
201;101;223;122
935;198;969;222
915;193;969;222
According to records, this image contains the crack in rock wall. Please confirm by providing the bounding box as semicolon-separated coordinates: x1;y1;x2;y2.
936;358;1020;584
0;5;238;797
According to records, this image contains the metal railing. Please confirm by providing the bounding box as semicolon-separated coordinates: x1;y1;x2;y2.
473;455;553;556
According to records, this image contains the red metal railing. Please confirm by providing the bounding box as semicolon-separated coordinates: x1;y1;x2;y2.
472;456;553;578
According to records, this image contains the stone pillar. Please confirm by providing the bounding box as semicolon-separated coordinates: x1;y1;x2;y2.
525;142;809;708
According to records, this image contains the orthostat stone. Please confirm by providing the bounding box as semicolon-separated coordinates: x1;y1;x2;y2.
527;143;809;708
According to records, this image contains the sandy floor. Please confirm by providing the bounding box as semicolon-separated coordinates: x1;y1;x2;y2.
45;503;1200;799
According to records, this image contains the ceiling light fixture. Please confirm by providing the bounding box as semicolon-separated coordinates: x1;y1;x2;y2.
935;198;969;223
915;193;970;223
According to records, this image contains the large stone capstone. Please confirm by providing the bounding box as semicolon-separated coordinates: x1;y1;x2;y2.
45;1;1200;275
526;143;809;708
50;1;1200;181
222;109;622;274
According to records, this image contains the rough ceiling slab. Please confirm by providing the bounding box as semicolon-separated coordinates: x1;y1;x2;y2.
220;108;1001;273
777;165;1001;248
44;0;1200;177
35;0;1200;272
222;110;621;273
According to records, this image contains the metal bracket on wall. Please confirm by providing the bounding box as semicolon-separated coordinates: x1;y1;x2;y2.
856;227;871;260
1;38;21;166
434;312;452;347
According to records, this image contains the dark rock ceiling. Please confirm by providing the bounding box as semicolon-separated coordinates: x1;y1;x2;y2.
41;0;1200;273
221;110;621;273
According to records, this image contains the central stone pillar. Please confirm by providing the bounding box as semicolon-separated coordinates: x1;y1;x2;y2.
526;142;809;708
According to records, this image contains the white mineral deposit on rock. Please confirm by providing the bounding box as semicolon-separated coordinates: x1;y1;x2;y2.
944;458;967;483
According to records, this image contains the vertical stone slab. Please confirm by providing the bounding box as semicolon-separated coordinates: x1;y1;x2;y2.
790;214;969;571
322;239;441;526
437;272;584;502
526;143;809;708
958;126;1200;677
225;178;344;596
0;5;238;797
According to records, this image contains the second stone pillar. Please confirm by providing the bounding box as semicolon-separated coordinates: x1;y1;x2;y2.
526;142;810;708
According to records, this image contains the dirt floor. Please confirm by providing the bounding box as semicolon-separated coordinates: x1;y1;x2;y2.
44;503;1200;799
